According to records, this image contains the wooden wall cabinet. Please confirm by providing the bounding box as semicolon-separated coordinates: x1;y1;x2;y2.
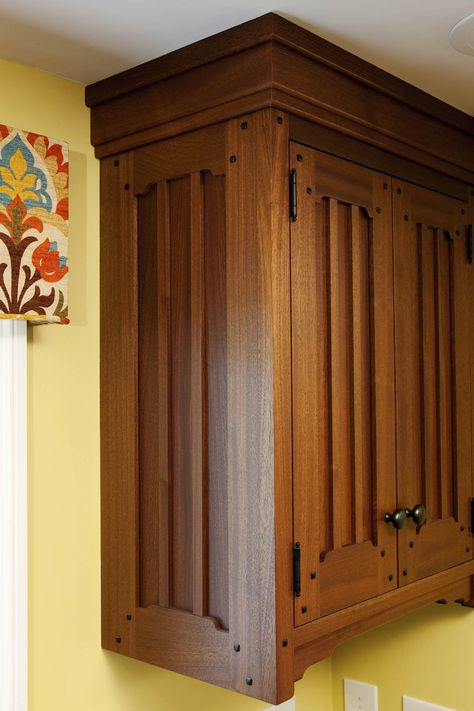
86;14;474;704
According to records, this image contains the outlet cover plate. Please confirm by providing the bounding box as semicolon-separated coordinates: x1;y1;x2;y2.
403;696;455;711
344;679;378;711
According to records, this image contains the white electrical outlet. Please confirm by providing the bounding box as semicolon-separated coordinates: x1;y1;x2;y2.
403;695;456;711
344;679;378;711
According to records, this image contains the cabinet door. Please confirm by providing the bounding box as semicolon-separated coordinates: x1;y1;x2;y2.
393;181;473;585
291;144;398;625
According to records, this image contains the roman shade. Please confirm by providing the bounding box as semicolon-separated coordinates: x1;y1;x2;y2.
0;125;68;324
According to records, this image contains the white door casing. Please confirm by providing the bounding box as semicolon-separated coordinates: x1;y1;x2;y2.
0;320;27;711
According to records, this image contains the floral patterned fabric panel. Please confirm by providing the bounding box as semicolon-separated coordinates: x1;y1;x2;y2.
0;124;69;324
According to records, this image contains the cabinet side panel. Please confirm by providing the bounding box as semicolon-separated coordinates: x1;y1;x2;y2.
136;165;230;621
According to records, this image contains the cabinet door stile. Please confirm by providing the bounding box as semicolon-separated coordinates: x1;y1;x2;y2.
290;144;324;626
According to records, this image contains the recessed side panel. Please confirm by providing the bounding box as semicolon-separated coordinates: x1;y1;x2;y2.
137;155;229;625
100;126;231;688
394;181;473;584
291;144;398;625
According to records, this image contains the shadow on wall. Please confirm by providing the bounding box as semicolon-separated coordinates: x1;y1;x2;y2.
68;150;88;327
102;651;266;711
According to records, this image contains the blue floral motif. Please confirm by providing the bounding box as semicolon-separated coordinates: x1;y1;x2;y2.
0;134;52;211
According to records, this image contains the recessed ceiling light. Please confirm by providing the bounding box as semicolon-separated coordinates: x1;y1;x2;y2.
449;13;474;55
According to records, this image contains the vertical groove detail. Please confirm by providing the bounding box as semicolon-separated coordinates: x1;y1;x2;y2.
436;229;454;519
157;180;171;607
190;171;207;617
350;206;372;544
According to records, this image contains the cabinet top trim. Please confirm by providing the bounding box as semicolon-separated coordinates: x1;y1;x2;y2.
85;13;474;183
85;12;473;133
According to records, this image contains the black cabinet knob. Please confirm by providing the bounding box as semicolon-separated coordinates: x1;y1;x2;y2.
384;509;407;530
406;504;426;526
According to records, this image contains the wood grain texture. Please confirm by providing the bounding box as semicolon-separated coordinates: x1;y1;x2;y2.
100;153;138;655
203;172;229;630
293;561;474;680
268;111;294;704
89;43;272;147
226;110;292;703
134;606;229;686
86;13;473;138
101;126;239;693
291;146;398;622
289;116;470;203
87;14;474;184
97;55;474;698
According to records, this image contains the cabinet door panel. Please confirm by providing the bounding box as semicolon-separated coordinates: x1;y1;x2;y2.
291;144;398;625
393;180;472;585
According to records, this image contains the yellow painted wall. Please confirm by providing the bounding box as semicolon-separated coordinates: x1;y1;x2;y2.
4;55;472;711
331;604;474;711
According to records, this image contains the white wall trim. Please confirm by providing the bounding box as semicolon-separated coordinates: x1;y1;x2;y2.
0;320;28;711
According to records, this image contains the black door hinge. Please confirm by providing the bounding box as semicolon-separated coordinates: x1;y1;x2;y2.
470;499;474;535
467;224;473;264
293;542;301;596
290;168;297;222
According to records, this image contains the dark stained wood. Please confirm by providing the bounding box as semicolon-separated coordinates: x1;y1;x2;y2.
291;145;398;623
293;561;474;680
203;172;229;630
155;180;171;609
268;111;294;704
92;90;273;160
138;184;162;608
134;606;229;686
289;116;470;203
190;171;207;617
100;153;138;656
225;110;286;703
86;13;278;106
394;180;473;586
87;15;474;187
89;43;272;148
169;174;193;612
96;14;474;703
133;125;226;193
271;47;474;184
86;13;473;141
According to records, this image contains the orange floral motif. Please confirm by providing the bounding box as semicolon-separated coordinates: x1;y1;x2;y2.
32;238;68;283
0;195;43;243
0;124;69;322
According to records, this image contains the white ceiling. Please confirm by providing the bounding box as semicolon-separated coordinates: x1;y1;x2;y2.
0;0;473;115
